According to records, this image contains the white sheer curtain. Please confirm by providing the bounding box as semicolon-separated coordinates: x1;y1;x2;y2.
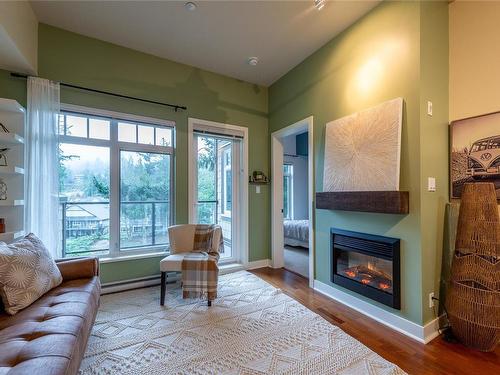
25;77;61;257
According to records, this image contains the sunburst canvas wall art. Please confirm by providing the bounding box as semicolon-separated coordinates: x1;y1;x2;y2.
323;98;403;192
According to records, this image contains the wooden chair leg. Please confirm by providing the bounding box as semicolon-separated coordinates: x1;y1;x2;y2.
160;272;166;306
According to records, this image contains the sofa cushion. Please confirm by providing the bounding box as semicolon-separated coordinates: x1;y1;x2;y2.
0;234;62;315
0;276;100;375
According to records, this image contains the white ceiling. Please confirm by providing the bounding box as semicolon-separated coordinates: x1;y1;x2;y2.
30;1;379;86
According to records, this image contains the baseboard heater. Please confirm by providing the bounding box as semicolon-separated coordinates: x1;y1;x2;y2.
101;272;179;295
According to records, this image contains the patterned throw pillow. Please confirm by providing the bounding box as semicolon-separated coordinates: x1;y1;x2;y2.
0;233;62;315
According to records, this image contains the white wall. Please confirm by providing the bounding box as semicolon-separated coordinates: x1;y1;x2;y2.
282;133;309;220
282;133;296;155
0;2;38;74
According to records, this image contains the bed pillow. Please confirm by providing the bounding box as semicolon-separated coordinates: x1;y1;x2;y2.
0;233;62;315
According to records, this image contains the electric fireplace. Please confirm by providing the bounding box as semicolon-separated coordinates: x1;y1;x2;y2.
331;228;400;309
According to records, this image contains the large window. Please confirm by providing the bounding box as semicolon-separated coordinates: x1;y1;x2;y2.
283;164;293;220
59;107;174;258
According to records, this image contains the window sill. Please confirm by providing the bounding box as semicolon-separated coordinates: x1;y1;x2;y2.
99;251;168;264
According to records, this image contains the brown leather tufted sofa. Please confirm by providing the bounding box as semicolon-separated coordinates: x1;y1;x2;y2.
0;257;100;375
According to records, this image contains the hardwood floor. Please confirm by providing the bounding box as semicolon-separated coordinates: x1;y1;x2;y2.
249;267;500;375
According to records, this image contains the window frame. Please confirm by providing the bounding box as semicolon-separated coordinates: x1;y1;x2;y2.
221;144;232;217
117;144;173;256
59;104;175;259
283;163;294;220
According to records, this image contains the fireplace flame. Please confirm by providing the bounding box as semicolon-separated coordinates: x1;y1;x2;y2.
379;282;390;290
345;270;356;278
341;265;392;293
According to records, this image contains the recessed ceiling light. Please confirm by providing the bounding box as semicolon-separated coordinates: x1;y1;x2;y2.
314;0;326;11
247;57;259;66
184;2;197;11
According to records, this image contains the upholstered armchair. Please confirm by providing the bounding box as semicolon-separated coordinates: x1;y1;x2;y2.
159;224;222;306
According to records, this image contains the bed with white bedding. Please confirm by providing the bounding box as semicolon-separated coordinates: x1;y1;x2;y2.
284;219;309;248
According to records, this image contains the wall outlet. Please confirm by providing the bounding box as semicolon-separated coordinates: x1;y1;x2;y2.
429;292;435;308
427;101;433;116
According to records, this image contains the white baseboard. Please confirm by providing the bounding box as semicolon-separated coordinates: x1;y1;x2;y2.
220;263;245;274
313;280;441;344
423;314;446;343
245;259;271;270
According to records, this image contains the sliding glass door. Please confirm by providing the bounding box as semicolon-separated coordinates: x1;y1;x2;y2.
193;134;241;261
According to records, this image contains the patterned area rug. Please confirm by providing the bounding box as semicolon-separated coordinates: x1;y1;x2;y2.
81;271;406;374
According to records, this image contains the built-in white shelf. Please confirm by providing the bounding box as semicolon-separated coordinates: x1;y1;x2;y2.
0;98;25;240
0;199;24;206
0;231;25;242
0;133;24;145
0;99;25;114
0;166;24;176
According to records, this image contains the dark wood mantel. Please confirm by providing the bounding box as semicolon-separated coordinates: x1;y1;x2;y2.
316;191;409;214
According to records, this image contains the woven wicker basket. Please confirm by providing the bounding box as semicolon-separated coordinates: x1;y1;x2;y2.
446;183;500;351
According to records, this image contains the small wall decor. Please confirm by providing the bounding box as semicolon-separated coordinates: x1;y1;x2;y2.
0;148;8;167
0;179;6;200
249;171;269;184
446;183;499;351
323;98;403;192
0;218;5;233
451;110;500;199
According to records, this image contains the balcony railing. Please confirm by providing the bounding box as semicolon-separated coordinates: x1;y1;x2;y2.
61;200;170;257
197;200;218;224
197;200;232;257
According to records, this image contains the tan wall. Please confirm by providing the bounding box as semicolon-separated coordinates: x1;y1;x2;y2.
449;1;500;121
0;2;38;74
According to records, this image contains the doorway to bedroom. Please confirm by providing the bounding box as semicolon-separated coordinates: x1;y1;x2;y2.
271;117;314;286
282;134;309;277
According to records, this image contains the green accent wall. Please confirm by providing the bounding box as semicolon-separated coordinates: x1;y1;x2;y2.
0;2;450;323
0;24;271;284
0;69;27;106
269;1;448;325
419;0;449;323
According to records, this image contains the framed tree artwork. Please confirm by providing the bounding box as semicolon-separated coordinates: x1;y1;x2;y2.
450;110;500;199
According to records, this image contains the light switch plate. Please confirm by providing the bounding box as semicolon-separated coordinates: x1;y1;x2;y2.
428;177;436;192
427;101;433;116
256;185;261;194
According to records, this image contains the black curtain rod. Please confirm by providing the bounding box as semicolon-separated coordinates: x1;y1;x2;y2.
193;129;244;140
10;72;187;112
